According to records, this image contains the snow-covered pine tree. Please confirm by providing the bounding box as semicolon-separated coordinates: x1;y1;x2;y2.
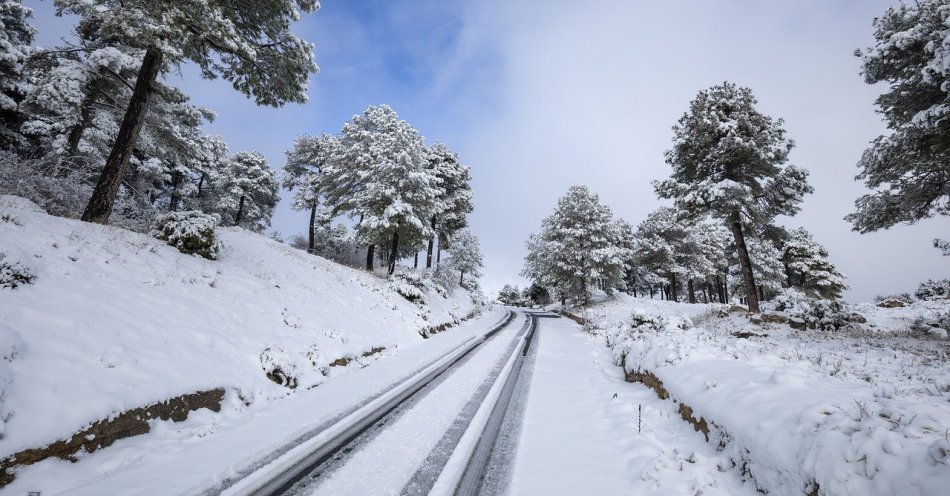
655;82;813;312
781;227;847;299
497;284;522;306
523;283;551;306
215;151;278;232
0;0;34;151
632;207;706;302
521;185;629;305
848;0;950;233
284;133;339;253
426;143;473;268
445;229;483;287
325;105;438;274
55;0;318;224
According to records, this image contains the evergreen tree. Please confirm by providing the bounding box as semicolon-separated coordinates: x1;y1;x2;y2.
655;82;813;312
446;229;483;287
324;105;438;274
284;133;339;253
55;0;318;224
216;151;278;232
426;143;473;268
522;185;631;305
848;0;950;233
523;283;551;306
497;284;523;306
0;0;34;151
781;227;847;299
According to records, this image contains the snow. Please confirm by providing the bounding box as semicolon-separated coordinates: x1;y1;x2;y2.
584;293;950;495
0;195;480;488
507;315;756;495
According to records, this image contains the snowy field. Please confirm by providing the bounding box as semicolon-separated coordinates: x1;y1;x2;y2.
0;195;481;487
582;294;950;495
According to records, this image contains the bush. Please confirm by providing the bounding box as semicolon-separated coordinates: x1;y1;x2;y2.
0;253;34;289
150;211;221;260
915;279;950;301
390;270;425;303
771;289;864;332
627;310;693;333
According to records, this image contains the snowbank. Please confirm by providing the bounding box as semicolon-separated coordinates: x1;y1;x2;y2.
0;195;480;459
585;294;950;495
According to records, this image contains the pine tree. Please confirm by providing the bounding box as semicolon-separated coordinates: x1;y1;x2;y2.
324;105;438;274
522;185;631;305
848;0;950;233
655;82;813;312
497;284;522;306
284;133;339;253
446;229;483;287
55;0;318;224
426;143;473;269
781;227;847;299
216;151;278;232
0;0;35;151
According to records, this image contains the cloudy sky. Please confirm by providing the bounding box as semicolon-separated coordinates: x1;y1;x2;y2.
29;0;947;301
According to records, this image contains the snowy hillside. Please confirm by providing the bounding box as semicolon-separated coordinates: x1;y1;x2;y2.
0;195;480;462
580;294;950;495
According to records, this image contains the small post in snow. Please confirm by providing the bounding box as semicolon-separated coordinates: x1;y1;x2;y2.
638;404;642;434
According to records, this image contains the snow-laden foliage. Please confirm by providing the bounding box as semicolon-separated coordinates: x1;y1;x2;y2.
426;142;474;265
769;289;864;332
0;0;34;150
150;210;221;260
523;185;633;304
444;228;482;288
915;278;950;301
322;105;439;273
935;238;950;256
780;227;847;299
54;0;318;107
283;133;338;252
655;82;813;312
497;284;529;307
848;0;950;233
215;151;278;232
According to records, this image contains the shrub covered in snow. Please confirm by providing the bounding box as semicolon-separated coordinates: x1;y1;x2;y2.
0;252;34;289
389;270;425;303
915;279;950;301
150;211;221;260
770;289;864;332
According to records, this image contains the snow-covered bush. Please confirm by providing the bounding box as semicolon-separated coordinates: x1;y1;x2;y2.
0;252;34;289
914;279;950;301
874;292;915;308
910;309;950;339
628;310;693;334
390;270;425;303
150;211;221;260
771;289;864;332
0;153;92;219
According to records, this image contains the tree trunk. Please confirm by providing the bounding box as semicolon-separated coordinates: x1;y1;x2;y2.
459;270;464;286
436;237;442;266
414;252;419;269
688;279;696;304
60;87;97;177
234;194;246;226
197;173;206;195
365;245;375;271
426;216;436;268
670;274;678;302
81;46;163;224
307;203;317;254
728;209;760;312
759;284;766;303
387;230;400;275
169;170;182;211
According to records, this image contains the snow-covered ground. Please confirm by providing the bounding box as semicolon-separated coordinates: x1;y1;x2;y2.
508;315;756;495
0;195;481;489
582;294;950;496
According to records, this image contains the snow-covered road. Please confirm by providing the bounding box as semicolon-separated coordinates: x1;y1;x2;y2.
506;316;756;495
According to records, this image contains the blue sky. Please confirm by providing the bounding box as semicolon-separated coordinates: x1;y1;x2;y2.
26;0;948;301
